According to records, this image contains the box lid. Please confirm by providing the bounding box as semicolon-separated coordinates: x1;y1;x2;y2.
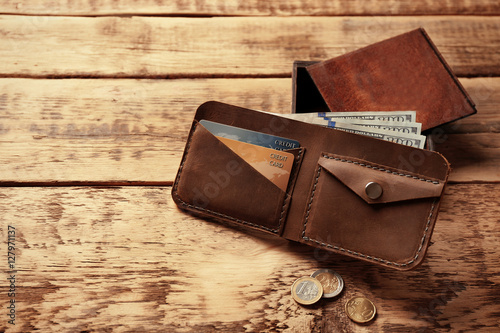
306;28;476;131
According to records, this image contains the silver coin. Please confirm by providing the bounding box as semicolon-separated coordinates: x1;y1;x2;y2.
311;269;344;298
291;276;323;305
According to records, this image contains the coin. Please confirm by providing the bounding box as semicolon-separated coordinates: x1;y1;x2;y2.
310;269;344;298
345;296;377;323
291;276;323;305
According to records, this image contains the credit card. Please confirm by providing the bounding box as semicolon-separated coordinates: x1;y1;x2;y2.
216;136;294;191
200;120;300;151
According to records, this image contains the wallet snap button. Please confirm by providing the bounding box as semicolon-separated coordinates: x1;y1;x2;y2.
365;182;383;200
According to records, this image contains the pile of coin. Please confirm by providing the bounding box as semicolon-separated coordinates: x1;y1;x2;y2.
291;269;376;324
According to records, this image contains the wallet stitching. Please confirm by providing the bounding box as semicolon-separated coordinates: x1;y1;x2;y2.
301;165;322;240
277;148;303;230
173;122;294;234
322;154;441;185
302;164;438;267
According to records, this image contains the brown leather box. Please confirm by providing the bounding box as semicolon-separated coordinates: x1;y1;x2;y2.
172;101;451;270
293;28;476;131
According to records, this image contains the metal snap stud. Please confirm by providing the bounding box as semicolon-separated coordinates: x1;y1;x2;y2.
365;182;383;200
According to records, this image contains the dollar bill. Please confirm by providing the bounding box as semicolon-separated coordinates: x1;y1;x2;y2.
282;111;416;124
314;118;422;135
267;110;425;148
320;120;426;149
319;111;416;123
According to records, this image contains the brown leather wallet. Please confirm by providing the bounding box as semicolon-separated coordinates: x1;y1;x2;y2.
172;101;451;270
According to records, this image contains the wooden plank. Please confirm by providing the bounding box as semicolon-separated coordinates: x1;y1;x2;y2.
1;0;499;16
448;77;500;134
0;184;498;332
0;78;292;184
434;134;500;183
1;77;499;184
431;77;500;182
1;16;499;77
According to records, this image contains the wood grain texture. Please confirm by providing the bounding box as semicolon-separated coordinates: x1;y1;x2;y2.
1;0;499;16
0;184;498;332
1;15;499;78
1;0;498;331
0;77;499;184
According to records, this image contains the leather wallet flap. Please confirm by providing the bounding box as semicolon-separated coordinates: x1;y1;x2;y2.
305;28;476;130
318;154;445;204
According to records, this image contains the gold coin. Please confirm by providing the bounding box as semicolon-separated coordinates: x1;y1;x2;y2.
291;276;323;305
311;269;344;298
345;296;377;323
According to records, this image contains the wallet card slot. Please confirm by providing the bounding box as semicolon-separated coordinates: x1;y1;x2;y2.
172;121;303;234
301;153;444;270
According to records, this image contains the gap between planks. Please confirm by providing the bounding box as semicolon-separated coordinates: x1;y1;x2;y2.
0;180;498;188
1;0;499;16
0;181;174;187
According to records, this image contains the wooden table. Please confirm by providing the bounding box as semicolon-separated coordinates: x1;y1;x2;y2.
1;1;499;332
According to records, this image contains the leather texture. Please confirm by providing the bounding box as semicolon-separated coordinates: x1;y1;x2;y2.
306;28;476;131
172;101;451;270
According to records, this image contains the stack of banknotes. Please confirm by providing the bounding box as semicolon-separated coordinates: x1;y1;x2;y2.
281;111;425;149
